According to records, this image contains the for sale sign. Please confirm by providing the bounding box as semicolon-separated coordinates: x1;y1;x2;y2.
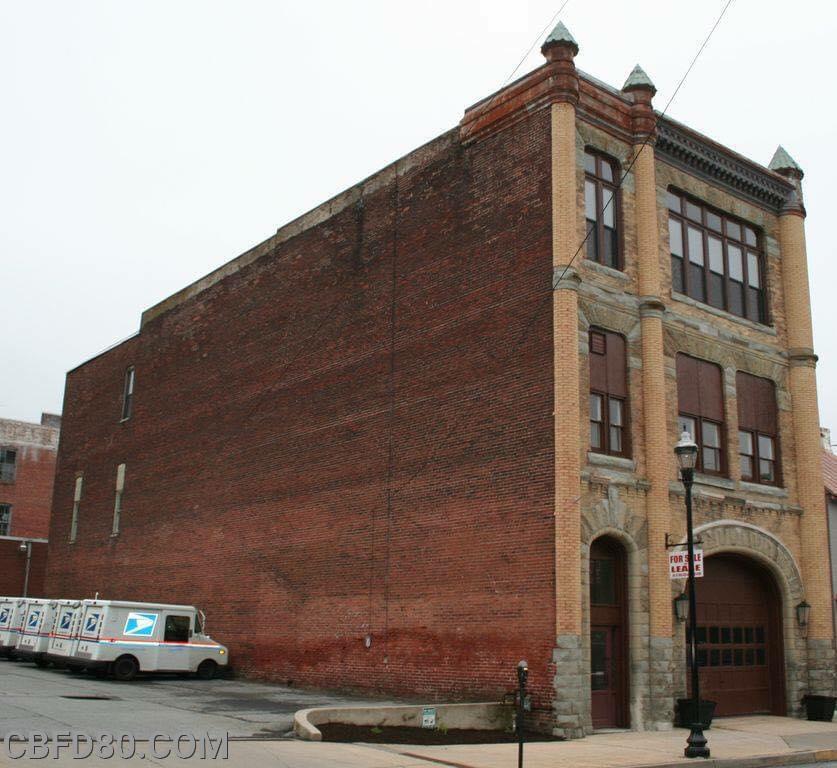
669;549;704;579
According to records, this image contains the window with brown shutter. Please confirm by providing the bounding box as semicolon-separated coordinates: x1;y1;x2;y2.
736;372;780;485
589;328;629;457
676;354;726;475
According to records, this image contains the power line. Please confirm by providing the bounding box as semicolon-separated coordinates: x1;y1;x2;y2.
394;0;737;498
553;0;736;290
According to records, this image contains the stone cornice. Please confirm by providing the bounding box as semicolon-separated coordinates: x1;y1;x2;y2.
656;118;794;212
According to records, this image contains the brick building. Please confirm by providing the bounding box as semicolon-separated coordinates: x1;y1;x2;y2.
0;413;60;596
45;25;834;736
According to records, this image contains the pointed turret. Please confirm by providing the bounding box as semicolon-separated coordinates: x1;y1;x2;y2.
541;21;579;57
622;64;656;96
769;146;803;178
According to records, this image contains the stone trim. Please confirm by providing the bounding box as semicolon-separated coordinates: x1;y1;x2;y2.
579;485;657;732
553;266;582;291
587;452;636;472
669;292;778;336
581;259;631;283
656;118;793;212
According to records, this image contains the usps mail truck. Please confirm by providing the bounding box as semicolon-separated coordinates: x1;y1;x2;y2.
15;598;58;665
0;598;29;658
45;600;85;668
73;600;228;681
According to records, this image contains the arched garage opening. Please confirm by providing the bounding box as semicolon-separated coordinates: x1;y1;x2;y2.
692;554;786;716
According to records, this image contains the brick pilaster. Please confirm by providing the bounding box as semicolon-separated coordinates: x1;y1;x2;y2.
778;185;836;692
627;74;675;726
545;26;585;737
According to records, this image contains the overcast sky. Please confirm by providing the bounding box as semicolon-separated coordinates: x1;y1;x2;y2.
2;1;835;439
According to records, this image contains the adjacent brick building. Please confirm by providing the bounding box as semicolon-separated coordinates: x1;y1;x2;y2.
0;413;60;596
45;24;835;736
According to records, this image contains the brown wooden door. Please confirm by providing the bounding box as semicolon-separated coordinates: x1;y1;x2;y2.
692;555;785;716
590;538;628;728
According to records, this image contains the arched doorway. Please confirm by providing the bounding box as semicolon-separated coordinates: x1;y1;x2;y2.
590;536;629;728
692;554;785;716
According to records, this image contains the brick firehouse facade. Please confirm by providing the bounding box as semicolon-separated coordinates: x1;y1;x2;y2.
46;25;835;736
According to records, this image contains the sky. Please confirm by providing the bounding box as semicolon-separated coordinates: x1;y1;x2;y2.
2;0;836;438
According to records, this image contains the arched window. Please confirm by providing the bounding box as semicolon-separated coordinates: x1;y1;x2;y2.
584;150;622;270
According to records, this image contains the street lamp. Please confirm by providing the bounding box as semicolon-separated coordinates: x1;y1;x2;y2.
674;430;709;759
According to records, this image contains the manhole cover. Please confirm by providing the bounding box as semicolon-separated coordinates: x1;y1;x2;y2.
61;695;114;701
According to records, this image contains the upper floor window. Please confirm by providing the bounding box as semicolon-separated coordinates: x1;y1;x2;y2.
677;353;725;476
667;190;766;324
737;372;780;485
121;366;135;422
589;328;630;457
0;449;16;484
584;150;621;270
0;504;10;536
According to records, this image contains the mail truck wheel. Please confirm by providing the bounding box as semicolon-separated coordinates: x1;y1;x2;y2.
112;655;139;682
196;660;217;680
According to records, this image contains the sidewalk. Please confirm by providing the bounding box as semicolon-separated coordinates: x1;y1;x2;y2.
381;716;837;768
0;715;835;766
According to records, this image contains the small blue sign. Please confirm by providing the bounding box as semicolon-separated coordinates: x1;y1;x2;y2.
60;613;72;630
84;614;99;634
28;611;41;628
123;612;158;638
0;608;9;626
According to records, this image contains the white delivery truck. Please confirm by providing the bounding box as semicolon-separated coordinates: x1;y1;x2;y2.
73;600;228;681
45;599;85;668
0;598;30;658
15;598;58;666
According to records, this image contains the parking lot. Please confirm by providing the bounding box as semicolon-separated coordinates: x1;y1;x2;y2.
0;658;399;740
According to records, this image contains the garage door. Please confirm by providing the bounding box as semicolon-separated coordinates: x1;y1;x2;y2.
692;555;785;716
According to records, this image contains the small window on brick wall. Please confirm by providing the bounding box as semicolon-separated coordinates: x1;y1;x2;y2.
0;504;10;536
0;448;16;484
677;353;726;476
737;372;780;485
589;328;630;457
121;366;135;422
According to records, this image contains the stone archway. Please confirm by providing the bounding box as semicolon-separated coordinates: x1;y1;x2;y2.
675;520;806;715
580;483;651;732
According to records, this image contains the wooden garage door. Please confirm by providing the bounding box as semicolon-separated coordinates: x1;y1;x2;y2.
692;555;784;716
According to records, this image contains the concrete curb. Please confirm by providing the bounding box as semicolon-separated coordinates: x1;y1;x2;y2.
395;747;837;768
293;702;514;742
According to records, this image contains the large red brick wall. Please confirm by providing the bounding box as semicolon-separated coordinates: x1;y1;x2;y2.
46;112;557;712
0;540;47;597
0;435;57;540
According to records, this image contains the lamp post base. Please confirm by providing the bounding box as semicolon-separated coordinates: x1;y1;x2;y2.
685;724;710;758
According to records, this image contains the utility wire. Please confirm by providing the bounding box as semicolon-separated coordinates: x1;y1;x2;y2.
394;0;737;498
553;0;736;291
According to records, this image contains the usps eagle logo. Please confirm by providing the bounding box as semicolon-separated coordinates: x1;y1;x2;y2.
60;613;72;630
0;608;9;626
123;612;158;638
28;611;40;628
84;614;100;634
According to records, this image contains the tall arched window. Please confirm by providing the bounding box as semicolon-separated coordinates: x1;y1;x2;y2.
584;150;621;270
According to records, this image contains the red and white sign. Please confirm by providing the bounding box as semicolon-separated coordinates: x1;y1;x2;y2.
669;549;704;579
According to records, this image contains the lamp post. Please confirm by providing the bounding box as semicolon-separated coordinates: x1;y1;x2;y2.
674;430;709;759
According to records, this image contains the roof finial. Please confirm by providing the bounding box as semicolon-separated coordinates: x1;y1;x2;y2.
541;21;579;58
622;64;656;96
